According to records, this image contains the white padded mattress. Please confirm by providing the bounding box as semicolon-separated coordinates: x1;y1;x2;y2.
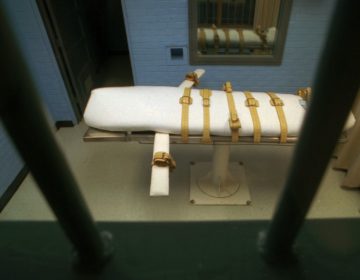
198;27;276;48
84;86;355;138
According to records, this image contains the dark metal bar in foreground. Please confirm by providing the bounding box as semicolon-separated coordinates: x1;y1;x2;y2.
0;7;113;270
259;0;360;263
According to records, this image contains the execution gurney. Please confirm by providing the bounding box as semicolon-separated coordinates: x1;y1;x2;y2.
83;70;355;203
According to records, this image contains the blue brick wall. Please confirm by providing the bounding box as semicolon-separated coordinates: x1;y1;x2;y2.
122;0;336;93
3;0;77;122
0;1;76;197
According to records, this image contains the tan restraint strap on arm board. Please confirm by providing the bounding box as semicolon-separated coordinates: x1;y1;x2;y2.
152;151;176;172
200;89;212;144
223;82;241;142
179;88;192;143
267;92;288;143
244;91;261;143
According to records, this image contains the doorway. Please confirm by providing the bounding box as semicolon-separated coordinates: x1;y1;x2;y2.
37;0;134;120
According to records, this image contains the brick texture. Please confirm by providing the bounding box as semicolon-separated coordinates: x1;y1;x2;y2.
1;0;76;196
122;0;335;93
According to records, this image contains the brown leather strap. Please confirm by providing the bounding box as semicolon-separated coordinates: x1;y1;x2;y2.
255;26;268;49
244;91;261;143
223;81;241;142
200;89;212;144
223;28;230;52
237;28;244;52
267;92;287;143
179;88;192;143
152;152;176;172
185;72;199;86
297;87;312;101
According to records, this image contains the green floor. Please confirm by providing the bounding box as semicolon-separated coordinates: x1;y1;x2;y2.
1;219;360;279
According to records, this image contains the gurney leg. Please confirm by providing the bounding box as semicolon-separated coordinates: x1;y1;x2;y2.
190;145;251;205
212;144;230;187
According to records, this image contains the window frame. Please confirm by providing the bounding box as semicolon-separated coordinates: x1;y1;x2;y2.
188;0;293;65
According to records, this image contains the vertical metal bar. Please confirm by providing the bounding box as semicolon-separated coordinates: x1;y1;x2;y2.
233;0;236;25
259;0;360;263
207;0;210;24
212;0;216;24
0;5;113;270
216;0;221;26
241;0;245;25
247;0;251;26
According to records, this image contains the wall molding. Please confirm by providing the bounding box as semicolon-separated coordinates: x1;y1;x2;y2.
0;166;29;212
55;121;74;130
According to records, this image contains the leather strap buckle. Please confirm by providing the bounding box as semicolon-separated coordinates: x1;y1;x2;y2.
185;72;199;86
202;97;210;107
229;115;241;130
179;95;193;105
223;81;232;93
200;89;212;107
270;97;284;107
245;97;259;107
152;152;176;172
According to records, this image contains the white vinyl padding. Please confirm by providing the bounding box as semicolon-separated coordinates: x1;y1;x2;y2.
84;86;356;138
150;133;170;196
198;26;276;48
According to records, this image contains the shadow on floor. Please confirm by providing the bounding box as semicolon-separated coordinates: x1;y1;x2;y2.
1;219;360;279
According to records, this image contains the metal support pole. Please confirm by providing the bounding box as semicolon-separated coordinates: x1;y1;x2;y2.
211;145;231;186
0;6;113;270
259;0;360;263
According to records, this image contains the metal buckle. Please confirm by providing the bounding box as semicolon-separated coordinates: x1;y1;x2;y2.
297;87;312;101
179;96;193;105
270;98;284;106
245;98;259;107
200;90;212;107
229;113;241;130
223;81;232;93
185;72;199;86
152;152;176;171
202;97;210;107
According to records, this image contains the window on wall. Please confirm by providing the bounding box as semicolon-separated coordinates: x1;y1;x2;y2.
198;0;256;27
189;0;293;65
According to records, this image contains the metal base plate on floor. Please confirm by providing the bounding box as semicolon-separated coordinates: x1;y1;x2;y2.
190;162;251;205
